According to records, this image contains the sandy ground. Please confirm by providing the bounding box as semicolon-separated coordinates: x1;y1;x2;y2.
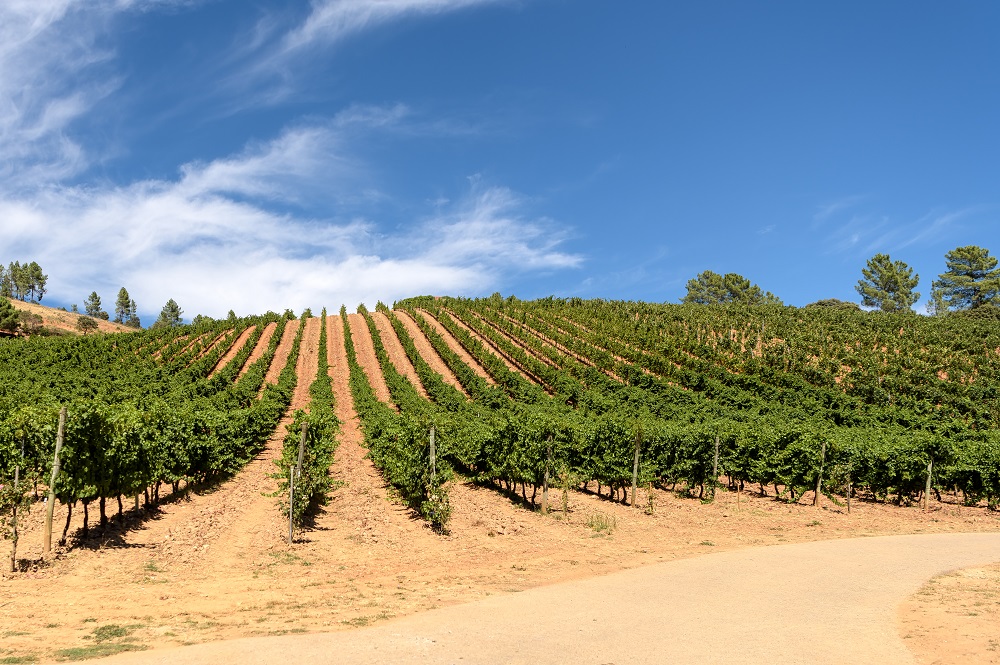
2;311;999;664
7;299;132;335
262;319;300;386
239;321;277;379
208;326;258;378
394;309;467;396
900;561;1000;664
90;533;1000;665
371;311;427;398
346;313;393;405
413;308;495;385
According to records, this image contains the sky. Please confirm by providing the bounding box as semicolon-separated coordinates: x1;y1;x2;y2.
1;0;999;321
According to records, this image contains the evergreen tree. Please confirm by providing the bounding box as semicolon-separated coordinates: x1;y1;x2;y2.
26;262;46;302
114;288;131;324
84;292;105;319
682;270;782;305
154;299;184;328
125;299;141;328
855;253;920;312
930;245;1000;311
0;297;18;333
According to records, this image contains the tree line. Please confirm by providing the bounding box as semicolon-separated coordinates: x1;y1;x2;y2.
684;244;1000;315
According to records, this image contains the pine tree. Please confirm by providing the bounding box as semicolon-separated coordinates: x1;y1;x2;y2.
682;270;782;305
930;245;1000;311
855;253;920;312
154;299;183;328
114;288;131;324
126;299;141;328
26;262;46;302
85;292;105;318
0;297;18;333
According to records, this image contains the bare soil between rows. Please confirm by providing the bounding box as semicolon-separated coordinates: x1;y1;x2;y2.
2;313;999;664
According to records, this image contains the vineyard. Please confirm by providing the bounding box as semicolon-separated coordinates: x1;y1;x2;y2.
1;296;1000;659
3;297;1000;543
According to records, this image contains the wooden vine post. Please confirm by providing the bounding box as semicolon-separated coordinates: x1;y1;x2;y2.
541;435;552;515
846;468;852;514
923;457;933;513
9;436;25;572
43;407;67;556
288;421;308;544
630;427;642;508
813;440;827;508
712;434;720;499
429;426;437;486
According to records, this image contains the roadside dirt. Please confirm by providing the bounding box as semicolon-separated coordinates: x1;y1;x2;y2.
346;313;393;405
413;308;495;385
899;561;1000;664
239;322;277;378
208;327;257;378
393;309;467;396
370;311;427;398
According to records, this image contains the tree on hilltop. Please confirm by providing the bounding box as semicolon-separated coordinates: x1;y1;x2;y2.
85;292;109;320
682;270;783;305
153;299;184;328
855;253;920;313
114;288;131;324
930;245;1000;312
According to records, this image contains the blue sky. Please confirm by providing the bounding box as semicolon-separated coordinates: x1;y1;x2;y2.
2;1;998;320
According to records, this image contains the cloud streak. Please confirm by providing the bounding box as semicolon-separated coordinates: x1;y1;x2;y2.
0;119;580;319
282;0;505;52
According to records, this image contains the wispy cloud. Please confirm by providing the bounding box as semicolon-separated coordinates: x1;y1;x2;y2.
820;204;981;258
812;195;866;229
0;120;580;318
282;0;505;53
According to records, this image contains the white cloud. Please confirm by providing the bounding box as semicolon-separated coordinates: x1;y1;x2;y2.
283;0;505;53
0;122;580;319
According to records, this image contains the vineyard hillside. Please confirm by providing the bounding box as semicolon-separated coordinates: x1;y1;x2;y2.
0;298;998;663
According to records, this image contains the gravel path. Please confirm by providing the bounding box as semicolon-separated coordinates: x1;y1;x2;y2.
91;532;1000;665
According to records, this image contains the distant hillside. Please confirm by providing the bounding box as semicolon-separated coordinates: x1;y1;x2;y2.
8;299;132;335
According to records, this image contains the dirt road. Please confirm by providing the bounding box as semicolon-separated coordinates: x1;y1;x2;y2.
93;532;1000;665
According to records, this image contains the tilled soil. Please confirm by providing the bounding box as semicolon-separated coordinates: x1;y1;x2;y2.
209;326;258;379
394;309;467;396
263;319;301;386
346;313;393;405
437;309;532;382
371;311;427;398
2;314;1000;664
413;308;495;385
239;321;277;378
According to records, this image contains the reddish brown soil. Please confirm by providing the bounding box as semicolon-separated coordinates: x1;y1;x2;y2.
371;311;427;398
7;299;132;335
2;311;1000;663
471;309;559;370
346;313;393;406
492;308;625;383
394;309;467;396
209;326;258;378
192;330;234;363
413;308;495;385
292;318;322;412
263;319;301;387
240;322;277;378
439;309;537;385
899;561;1000;664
